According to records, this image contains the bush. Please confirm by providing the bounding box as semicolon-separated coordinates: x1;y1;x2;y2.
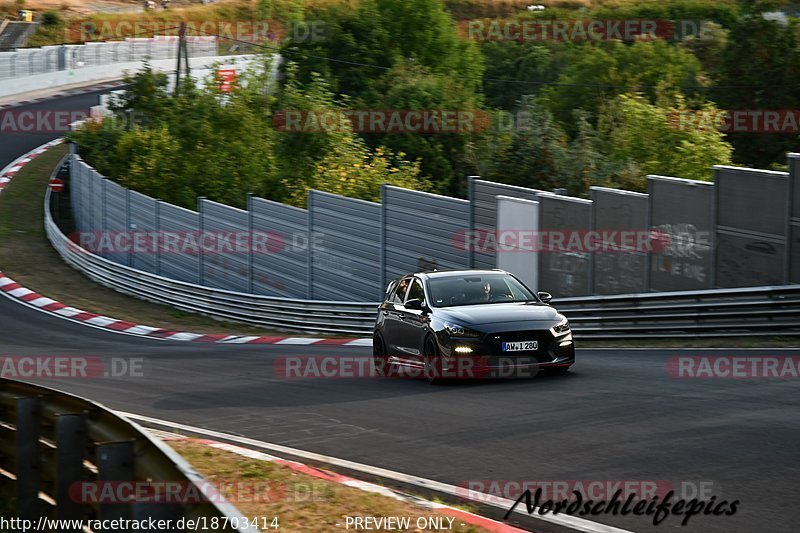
69;58;429;210
41;10;62;27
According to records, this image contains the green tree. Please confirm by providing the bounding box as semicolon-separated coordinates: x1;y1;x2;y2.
285;136;427;207
484;96;573;191
715;16;800;167
108;63;170;129
480;41;559;111
272;65;357;197
364;61;484;195
540;40;707;133
598;93;733;189
72;60;277;209
281;0;485;193
679;21;729;76
566;111;618;194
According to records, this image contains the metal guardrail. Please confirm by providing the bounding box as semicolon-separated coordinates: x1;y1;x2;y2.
557;286;800;338
43;168;800;338
0;379;257;531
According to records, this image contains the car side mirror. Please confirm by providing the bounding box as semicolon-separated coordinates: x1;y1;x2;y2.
537;291;552;304
405;298;426;311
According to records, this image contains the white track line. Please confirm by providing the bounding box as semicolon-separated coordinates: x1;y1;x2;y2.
275;338;323;345
119;411;633;533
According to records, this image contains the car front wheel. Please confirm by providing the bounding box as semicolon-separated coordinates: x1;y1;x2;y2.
373;333;391;377
423;336;443;384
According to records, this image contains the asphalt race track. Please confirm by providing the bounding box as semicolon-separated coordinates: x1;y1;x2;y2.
1;90;111;163
3;94;800;533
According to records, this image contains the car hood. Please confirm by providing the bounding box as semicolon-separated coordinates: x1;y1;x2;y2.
435;302;560;328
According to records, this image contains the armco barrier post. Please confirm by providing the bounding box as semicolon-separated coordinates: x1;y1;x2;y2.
247;192;254;294
87;167;94;237
56;413;88;522
789;153;800;283
102;179;109;253
16;397;41;520
126;188;133;267
467;175;478;268
58;45;67;71
155;200;162;275
198;196;206;286
98;441;135;520
379;183;387;297
308;190;314;299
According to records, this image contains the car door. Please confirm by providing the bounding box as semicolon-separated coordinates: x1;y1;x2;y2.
381;277;411;356
395;277;430;364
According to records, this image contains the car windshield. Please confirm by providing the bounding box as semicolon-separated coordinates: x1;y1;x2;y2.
427;273;536;307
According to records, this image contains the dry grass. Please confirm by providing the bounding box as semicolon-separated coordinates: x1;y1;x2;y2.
169;439;486;532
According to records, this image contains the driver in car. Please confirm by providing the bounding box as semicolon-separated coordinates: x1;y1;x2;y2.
482;281;493;302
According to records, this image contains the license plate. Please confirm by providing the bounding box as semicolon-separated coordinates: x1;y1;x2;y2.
502;340;538;352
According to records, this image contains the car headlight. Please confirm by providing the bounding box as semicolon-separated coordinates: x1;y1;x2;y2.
550;315;570;335
444;321;481;338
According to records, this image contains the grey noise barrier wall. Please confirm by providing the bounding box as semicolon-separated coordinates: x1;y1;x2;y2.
469;177;544;269
591;186;648;295
714;165;789;287
538;193;592;297
309;190;382;301
789;154;800;283
382;185;470;285
128;189;158;274
92;170;104;261
67;150;800;305
103;179;128;266
200;199;249;294
70;157;87;235
647;175;715;291
250;196;309;298
157;202;201;285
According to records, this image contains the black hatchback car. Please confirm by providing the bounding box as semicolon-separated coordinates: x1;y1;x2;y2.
373;269;575;382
